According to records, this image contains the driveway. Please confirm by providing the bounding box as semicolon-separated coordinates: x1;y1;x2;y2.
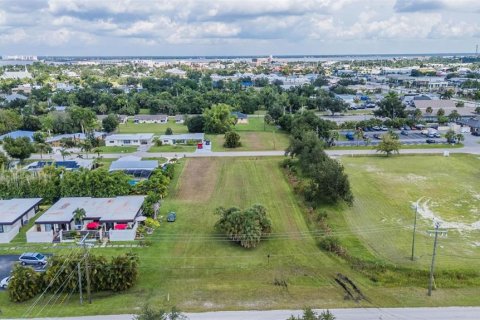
0;255;19;289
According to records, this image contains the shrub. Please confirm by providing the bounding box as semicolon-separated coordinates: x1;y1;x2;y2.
319;236;347;257
223;131;241;148
8;265;42;302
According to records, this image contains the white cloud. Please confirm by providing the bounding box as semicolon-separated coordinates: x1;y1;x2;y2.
0;0;478;54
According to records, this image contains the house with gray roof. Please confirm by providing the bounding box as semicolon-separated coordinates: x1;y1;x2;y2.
134;114;168;124
159;133;204;145
0;198;42;243
109;157;158;179
27;196;146;243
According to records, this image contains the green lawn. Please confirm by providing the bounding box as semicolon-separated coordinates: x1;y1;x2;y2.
233;117;278;132
148;145;196;153
330;143;464;150
117;118;189;134
335;154;480;270
207;131;290;152
2;156;480;317
96;146;137;153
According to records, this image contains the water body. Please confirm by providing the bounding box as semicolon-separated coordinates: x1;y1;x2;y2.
0;53;476;65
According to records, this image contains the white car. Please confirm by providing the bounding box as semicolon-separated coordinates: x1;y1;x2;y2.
0;276;10;289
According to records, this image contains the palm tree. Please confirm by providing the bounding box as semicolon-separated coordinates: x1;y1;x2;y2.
60;148;71;161
35;143;50;159
73;208;86;227
456;133;465;144
80;141;93;159
93;147;102;158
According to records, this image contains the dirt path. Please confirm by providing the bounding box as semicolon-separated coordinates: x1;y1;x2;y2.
176;158;219;202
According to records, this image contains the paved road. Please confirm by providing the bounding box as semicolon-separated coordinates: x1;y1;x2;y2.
11;307;480;320
0;255;18;290
29;144;480;162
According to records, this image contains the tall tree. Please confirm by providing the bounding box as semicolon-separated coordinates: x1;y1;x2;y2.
203;103;235;134
68;106;97;134
3;137;35;162
376;134;401;156
374;92;406;119
102;114;120;132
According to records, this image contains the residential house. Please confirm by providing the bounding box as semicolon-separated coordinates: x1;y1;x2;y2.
1;93;28;104
232;112;248;124
97;114;129;124
159;133;204;145
165;68;187;78
11;84;33;95
0;198;42;243
175;115;185;124
134;115;168;124
0;130;35;142
27;196;146;243
109;156;158;179
105;133;154;146
46;132;106;147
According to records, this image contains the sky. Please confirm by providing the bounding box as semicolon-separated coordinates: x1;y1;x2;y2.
0;0;479;56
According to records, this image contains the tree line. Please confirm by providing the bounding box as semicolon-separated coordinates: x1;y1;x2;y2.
8;253;139;302
0;166;173;216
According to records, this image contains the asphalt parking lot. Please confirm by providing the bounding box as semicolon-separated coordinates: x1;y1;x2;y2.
0;255;19;290
338;130;446;146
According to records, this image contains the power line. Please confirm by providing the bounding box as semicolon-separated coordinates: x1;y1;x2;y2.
427;222;448;296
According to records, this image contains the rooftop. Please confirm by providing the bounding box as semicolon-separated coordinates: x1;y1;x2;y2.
0;130;35;141
159;133;204;140
106;133;154;140
35;196;146;224
0;198;42;224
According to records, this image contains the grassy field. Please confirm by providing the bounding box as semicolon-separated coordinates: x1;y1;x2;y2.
335;154;480;270
96;146;137;153
117;118;189;135
2;155;480;317
330;143;464;150
148;145;196;153
0;158;367;317
207;131;290;152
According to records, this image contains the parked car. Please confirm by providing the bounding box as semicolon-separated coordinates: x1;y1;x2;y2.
426;139;436;144
167;212;177;222
345;132;355;141
380;126;388;131
373;134;381;139
421;129;429;135
0;276;10;289
372;126;381;131
472;131;480;136
401;130;409;136
19;252;47;266
434;133;441;138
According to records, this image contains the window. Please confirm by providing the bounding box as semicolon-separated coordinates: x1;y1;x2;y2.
0;225;3;233
123;140;131;144
45;224;53;232
109;141;114;144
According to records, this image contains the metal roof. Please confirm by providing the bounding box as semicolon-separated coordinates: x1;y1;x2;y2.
109;160;158;171
0;198;42;224
0;130;35;141
106;133;154;140
35;196;146;224
159;133;204;140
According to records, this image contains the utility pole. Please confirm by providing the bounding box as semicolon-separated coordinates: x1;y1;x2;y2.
411;203;418;261
77;262;83;305
427;222;448;296
79;235;92;304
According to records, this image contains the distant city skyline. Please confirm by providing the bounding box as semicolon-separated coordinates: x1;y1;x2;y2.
0;0;479;56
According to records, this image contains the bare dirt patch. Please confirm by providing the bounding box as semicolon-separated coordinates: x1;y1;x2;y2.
176;158;218;202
